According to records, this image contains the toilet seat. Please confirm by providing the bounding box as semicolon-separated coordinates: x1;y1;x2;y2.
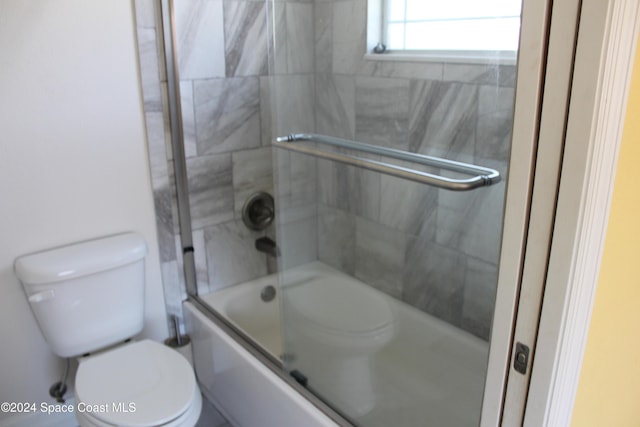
285;274;394;350
75;340;201;427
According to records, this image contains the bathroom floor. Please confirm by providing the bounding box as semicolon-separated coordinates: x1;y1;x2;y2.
196;395;232;427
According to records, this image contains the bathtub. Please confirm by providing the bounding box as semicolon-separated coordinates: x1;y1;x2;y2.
190;261;490;427
184;301;339;427
200;274;283;358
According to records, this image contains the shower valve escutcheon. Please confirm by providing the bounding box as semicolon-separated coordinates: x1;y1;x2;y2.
242;192;275;231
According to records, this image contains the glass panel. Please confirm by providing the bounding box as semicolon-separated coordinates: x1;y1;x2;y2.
404;18;521;51
386;23;406;50
405;0;521;21
269;0;521;426
386;0;522;51
387;0;406;22
168;0;521;423
169;0;282;357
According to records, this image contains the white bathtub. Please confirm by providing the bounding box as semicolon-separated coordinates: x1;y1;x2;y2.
192;261;490;427
200;274;283;358
184;301;338;427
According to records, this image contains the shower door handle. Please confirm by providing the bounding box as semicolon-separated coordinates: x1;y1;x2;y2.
274;133;501;191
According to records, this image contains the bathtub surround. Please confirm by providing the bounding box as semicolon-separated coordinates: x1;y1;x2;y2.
193;78;261;155
280;0;513;340
135;0;514;342
174;0;226;80
133;0;314;323
310;87;510;340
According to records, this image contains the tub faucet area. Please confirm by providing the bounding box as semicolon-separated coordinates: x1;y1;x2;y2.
255;236;280;258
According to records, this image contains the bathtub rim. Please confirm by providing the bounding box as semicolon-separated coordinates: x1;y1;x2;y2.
186;294;356;427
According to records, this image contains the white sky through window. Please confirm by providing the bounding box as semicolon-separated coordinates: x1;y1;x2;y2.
384;0;522;52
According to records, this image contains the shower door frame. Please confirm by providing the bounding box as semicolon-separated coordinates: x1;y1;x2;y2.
518;0;640;426
485;0;640;425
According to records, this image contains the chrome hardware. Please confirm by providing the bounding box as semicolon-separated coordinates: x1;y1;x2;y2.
274;133;501;191
255;236;280;258
242;192;275;231
49;358;70;403
260;285;277;302
513;342;530;375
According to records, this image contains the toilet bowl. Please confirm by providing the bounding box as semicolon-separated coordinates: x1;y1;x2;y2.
14;233;202;427
285;273;395;353
282;263;395;417
74;340;202;427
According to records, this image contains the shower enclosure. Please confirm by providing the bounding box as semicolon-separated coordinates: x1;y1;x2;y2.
138;0;530;425
267;1;515;418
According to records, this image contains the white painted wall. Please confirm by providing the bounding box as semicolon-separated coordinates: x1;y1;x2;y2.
0;0;168;419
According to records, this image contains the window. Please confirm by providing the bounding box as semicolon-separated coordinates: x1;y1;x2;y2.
369;0;522;61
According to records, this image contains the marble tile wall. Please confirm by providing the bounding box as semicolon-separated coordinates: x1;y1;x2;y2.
133;0;317;332
176;0;319;295
309;0;517;341
134;0;516;341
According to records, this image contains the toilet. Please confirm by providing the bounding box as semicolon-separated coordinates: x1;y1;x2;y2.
282;262;395;417
14;233;202;427
284;270;395;354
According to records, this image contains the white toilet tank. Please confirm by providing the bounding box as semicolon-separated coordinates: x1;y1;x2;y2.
14;233;147;358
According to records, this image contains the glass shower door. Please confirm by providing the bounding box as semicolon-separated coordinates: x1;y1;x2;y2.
274;149;506;426
268;0;525;425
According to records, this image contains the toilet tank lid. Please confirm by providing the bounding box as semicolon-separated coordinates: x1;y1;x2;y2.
14;233;147;285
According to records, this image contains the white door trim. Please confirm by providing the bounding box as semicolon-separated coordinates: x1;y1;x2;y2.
524;0;640;425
